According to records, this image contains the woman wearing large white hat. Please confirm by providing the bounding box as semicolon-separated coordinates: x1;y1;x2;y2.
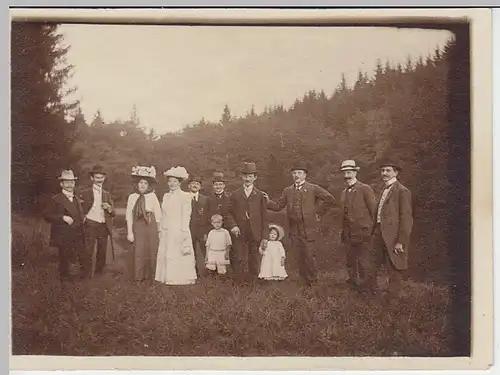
155;166;197;285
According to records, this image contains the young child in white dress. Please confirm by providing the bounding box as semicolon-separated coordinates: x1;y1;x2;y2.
259;224;288;281
205;214;232;276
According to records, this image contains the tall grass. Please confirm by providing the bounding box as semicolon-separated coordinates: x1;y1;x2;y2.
11;211;454;357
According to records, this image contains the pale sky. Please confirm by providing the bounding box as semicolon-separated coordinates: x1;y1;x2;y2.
60;24;453;134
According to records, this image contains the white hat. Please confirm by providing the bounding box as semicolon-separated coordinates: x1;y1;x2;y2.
340;160;360;171
131;166;157;182
269;223;285;241
58;169;78;181
164;166;189;181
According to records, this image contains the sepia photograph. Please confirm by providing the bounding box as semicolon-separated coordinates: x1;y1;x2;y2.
9;7;493;371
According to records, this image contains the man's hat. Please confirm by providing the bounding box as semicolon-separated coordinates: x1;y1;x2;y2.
212;172;226;183
290;161;309;173
188;175;203;184
89;164;107;176
58;169;78;181
340;160;360;171
241;162;258;175
380;158;402;172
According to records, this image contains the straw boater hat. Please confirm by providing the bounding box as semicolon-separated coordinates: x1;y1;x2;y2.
131;165;157;183
212;172;226;183
379;158;402;172
269;223;285;241
340;160;360;172
89;164;107;176
164;166;189;181
241;162;258;175
58;169;78;181
290;161;309;174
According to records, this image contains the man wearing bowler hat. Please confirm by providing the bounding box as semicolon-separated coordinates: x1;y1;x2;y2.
264;161;335;286
371;159;413;300
187;174;210;276
45;169;90;281
339;160;377;294
80;164;115;276
226;162;269;283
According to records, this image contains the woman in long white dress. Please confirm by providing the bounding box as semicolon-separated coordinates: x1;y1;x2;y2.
155;166;197;285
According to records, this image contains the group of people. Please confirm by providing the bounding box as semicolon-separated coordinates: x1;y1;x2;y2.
45;157;413;300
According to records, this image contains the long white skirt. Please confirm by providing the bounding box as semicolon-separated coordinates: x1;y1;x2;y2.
155;229;197;285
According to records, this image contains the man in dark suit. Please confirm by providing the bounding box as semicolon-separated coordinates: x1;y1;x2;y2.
80;164;115;276
44;169;90;281
187;174;210;276
372;159;413;300
207;172;231;227
338;160;377;294
226;162;269;282
264;161;335;286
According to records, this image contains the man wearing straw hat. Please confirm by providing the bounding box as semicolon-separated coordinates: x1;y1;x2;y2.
339;159;377;294
264;161;335;286
44;169;90;282
80;164;116;276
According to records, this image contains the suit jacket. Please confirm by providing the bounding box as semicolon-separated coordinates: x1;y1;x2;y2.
44;192;86;249
80;186;115;234
339;181;377;243
207;191;231;229
226;186;269;242
374;180;413;270
267;181;336;241
190;193;210;239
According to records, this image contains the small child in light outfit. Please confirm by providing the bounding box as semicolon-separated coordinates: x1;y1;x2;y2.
205;214;232;275
258;224;288;281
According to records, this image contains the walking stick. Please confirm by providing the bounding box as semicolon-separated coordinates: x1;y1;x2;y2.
109;232;116;261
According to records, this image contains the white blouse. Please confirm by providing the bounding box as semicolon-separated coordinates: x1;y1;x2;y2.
126;192;162;227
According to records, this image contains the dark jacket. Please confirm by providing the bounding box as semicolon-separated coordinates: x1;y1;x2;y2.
80;186;115;234
374;180;413;270
45;192;86;249
190;193;210;239
267;181;336;241
226;186;269;242
339;181;377;243
207;191;231;229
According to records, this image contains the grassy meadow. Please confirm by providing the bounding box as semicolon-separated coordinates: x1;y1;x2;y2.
11;209;454;357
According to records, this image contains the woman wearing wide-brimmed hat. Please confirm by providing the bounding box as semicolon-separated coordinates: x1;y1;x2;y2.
125;166;162;282
155;166;197;285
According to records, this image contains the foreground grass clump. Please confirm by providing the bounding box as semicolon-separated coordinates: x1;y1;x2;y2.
11;214;453;357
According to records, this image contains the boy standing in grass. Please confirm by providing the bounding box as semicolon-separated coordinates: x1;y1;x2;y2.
205;214;232;277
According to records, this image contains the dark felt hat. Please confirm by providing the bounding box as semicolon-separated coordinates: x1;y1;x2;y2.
379;158;402;172
241;162;258;175
89;164;107;176
290;161;309;173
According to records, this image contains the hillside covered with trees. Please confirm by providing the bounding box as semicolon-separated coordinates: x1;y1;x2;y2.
11;22;459;282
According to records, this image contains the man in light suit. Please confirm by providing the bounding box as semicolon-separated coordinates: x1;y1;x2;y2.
371;159;413;299
80;164;115;276
264;161;336;286
338;160;377;294
226;162;269;283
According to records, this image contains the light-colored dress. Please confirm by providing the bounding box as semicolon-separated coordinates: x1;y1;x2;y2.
155;188;197;285
126;192;161;281
258;240;288;280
